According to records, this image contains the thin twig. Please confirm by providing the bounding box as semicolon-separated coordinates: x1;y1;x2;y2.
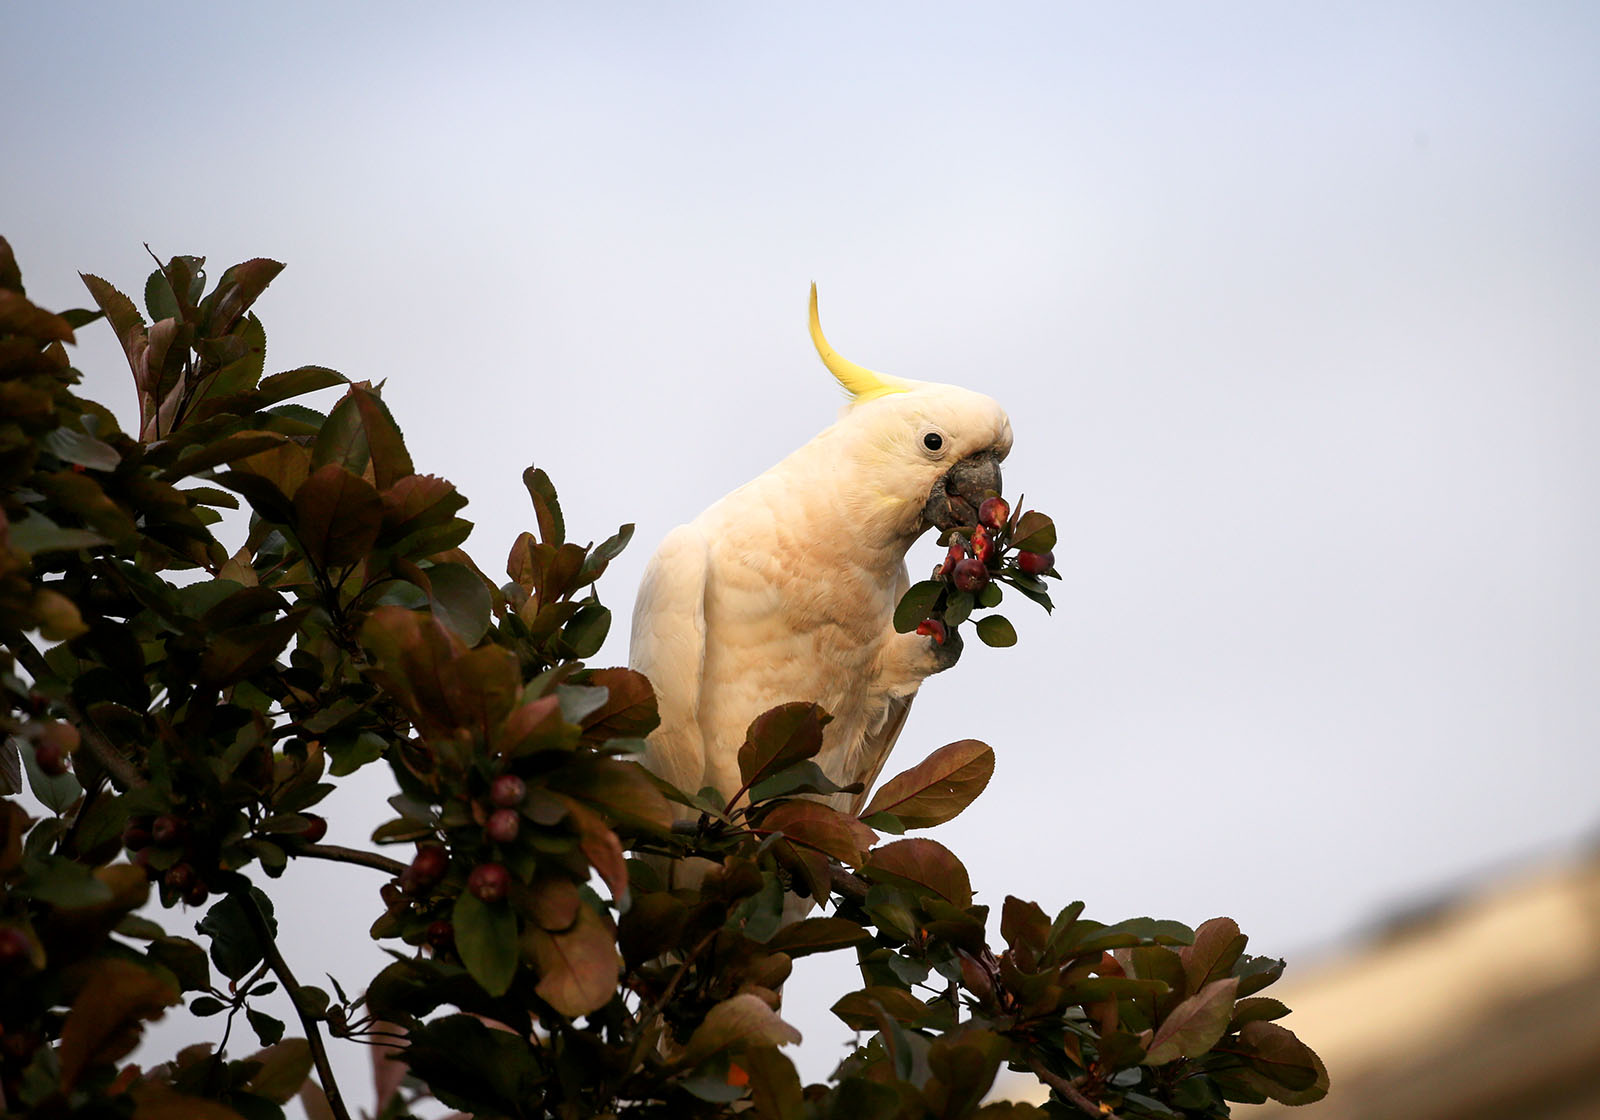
2;628;145;789
239;891;353;1120
624;927;720;1075
1027;1057;1121;1120
284;840;407;877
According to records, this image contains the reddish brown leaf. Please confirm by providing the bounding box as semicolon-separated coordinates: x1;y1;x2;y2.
553;758;674;834
831;986;934;1031
438;644;522;739
757;801;875;866
350;386;415;489
525;875;582;932
493;694;570;757
1142;977;1238;1066
293;463;383;569
577;667;660;740
864;838;972;908
736;703;830;791
198;611;306;687
129;1083;250;1120
1180;916;1248;996
765;917;872;959
243;1039;313;1104
683;993;802;1066
381;473;465;540
556;796;630;905
58;958;178;1089
361;605;468;735
860;739;994;828
522;902;620;1018
1000;896;1051;960
0;289;75;342
1234;1020;1326;1100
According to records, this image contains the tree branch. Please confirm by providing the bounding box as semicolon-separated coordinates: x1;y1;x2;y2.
240;891;353;1120
2;628;145;789
283;839;407;877
1027;1057;1122;1120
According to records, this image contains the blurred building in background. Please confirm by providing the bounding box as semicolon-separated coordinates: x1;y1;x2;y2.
1242;849;1600;1120
996;849;1600;1118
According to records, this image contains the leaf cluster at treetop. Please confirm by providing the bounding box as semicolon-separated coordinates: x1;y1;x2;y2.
0;239;1326;1119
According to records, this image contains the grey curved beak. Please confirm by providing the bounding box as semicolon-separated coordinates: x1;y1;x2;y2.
922;450;1003;533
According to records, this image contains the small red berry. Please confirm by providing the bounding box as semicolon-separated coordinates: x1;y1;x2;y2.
489;774;527;809
972;524;995;566
38;720;79;752
938;542;967;579
298;814;328;844
0;927;31;970
425;920;454;950
1015;549;1055;576
151;815;184;848
183;880;210;907
123;818;153;851
468;863;510;904
916;619;949;646
164;863;196;893
978;496;1010;531
951;557;990;593
486;809;520;845
34;742;67;776
410;845;449;887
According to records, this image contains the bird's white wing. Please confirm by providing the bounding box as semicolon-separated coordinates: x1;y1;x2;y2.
846;692;915;815
629;523;712;805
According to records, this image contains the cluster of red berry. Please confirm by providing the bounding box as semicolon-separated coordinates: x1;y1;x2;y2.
915;495;1057;646
121;810;326;909
384;771;528;955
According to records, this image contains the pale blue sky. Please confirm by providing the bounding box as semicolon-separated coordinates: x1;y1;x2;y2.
6;0;1599;1093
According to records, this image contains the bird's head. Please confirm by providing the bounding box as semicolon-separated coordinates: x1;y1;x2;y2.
809;285;1013;542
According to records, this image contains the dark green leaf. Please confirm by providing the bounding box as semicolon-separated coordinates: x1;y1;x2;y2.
1012;510;1056;552
246;1007;285;1046
975;615;1017;647
749;759;855;803
426;562;493;646
893;580;945;634
197;889;276;981
766;917;872;958
942;590;974;627
43;424;121;471
22;740;83;813
147;937;211;992
452;889;519;997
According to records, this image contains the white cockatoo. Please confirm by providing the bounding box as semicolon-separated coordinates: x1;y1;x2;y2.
630;287;1012;817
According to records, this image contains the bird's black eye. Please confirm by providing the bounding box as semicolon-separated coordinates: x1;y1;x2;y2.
923;432;944;452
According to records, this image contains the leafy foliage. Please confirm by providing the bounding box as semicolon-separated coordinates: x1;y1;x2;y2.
0;241;1326;1119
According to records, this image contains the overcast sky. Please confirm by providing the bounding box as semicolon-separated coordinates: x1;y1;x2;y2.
5;0;1598;1096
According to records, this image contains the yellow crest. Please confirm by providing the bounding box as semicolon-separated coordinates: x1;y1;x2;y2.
809;284;912;402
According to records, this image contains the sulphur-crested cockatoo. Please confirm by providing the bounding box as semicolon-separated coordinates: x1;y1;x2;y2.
630;286;1012;816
